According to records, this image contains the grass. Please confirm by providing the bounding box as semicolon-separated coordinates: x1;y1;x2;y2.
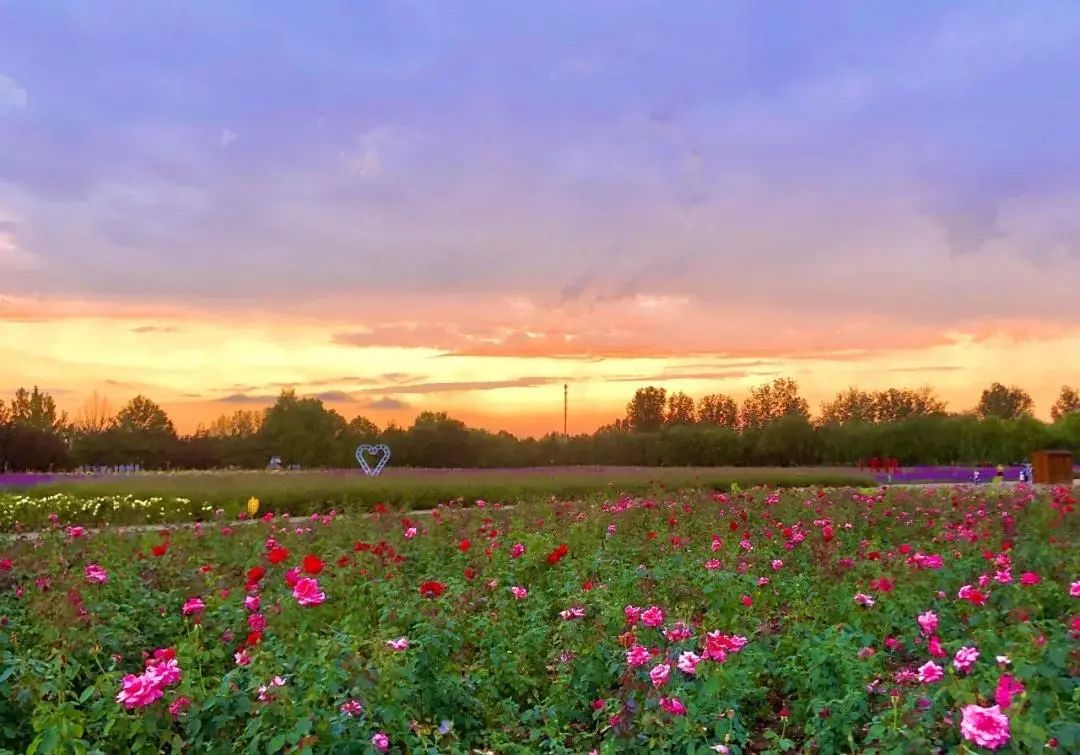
7;466;872;520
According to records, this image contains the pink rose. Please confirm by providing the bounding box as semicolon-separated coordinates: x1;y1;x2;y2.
625;644;650;668
649;663;670;688
116;674;164;709
292;577;325;607
994;674;1024;709
918;661;943;684
641;605;665;628
960;704;1010;750
953;646;979;674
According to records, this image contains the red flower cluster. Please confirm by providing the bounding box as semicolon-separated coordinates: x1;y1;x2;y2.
267;547;290;565
419;580;446;599
547;543;569;565
245;566;265;590
302;554;324;575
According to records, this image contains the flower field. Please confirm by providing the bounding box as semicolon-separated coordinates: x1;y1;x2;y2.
1;484;1077;754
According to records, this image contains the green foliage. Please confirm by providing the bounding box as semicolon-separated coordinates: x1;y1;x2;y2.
8;387;68;435
626;387;667;433
978;382;1036;421
738;378;810;431
1050;386;1080;423
114;396;176;437
258;390;348;468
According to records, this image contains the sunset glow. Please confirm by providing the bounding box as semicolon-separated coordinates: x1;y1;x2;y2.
2;2;1079;434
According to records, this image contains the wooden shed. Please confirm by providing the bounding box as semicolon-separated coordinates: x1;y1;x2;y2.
1031;450;1074;485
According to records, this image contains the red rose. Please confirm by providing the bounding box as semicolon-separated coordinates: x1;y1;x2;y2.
459;539;471;553
151;543;168;557
302;554;324;575
268;547;290;565
546;544;569;565
419;580;446;599
246;566;266;584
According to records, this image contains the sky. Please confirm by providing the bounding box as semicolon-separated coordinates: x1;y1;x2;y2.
1;0;1079;436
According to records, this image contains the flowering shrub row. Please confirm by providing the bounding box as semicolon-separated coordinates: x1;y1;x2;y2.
0;485;1077;753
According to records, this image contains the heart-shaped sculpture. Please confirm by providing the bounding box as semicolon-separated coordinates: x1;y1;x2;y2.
355;444;391;476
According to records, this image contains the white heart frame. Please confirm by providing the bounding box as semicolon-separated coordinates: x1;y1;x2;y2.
355;444;391;476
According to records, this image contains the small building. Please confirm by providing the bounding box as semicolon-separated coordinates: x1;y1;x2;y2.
1031;450;1074;485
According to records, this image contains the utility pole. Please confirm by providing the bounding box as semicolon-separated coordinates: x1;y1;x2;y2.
563;383;568;437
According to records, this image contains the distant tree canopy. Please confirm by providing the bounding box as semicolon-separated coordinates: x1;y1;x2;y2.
115;395;176;436
1050;385;1080;423
625;387;667;433
665;391;696;426
1;379;1078;472
7;387;68;435
697;393;738;428
738;378;810;430
821;386;947;425
258;389;347;468
977;382;1035;420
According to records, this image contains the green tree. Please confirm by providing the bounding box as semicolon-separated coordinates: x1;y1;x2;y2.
665;391;696;426
202;409;262;439
739;378;810;430
625;387;667;432
697;393;738;428
976;382;1034;420
396;411;475;467
754;414;821;466
259;389;347;467
1050;385;1080;422
873;387;947;422
9;386;68;434
115;395;176;435
99;395;180;469
347;415;380;438
819;387;877;425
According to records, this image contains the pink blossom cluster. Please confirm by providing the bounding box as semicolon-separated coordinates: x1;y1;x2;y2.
960;704;1010;750
84;563;108;584
116;648;182;709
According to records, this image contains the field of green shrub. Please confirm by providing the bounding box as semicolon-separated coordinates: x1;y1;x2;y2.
0;467;870;531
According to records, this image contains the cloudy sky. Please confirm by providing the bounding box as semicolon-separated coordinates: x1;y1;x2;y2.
2;0;1079;434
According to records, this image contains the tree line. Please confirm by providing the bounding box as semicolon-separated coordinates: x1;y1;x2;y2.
0;380;1078;472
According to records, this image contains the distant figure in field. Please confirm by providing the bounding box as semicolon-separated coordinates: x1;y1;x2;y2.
1018;460;1033;484
994;464;1004;486
972;469;980;484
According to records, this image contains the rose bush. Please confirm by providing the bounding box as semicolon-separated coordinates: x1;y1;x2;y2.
0;484;1077;753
